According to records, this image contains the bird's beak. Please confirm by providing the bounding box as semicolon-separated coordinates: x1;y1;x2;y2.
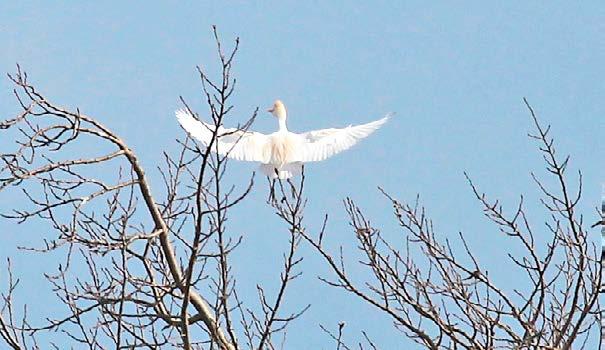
267;107;274;113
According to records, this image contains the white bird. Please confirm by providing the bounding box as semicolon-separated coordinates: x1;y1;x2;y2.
176;100;389;179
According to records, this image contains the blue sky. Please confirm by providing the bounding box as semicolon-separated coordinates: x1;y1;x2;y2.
1;2;604;348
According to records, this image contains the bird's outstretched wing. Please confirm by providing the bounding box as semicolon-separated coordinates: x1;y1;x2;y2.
176;109;270;162
297;115;389;162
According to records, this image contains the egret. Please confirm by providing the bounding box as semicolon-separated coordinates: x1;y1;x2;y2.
176;100;389;179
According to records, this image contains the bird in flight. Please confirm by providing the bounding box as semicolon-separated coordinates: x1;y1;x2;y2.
176;100;389;179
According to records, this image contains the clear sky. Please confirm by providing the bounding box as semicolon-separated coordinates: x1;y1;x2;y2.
1;2;604;348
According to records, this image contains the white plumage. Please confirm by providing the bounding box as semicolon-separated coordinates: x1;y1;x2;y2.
176;100;388;179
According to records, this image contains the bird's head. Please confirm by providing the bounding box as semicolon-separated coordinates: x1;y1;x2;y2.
267;100;287;120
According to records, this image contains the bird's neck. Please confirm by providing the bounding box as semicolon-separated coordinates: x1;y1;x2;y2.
278;117;288;132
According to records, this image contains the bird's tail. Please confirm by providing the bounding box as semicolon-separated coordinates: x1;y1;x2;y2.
260;162;303;179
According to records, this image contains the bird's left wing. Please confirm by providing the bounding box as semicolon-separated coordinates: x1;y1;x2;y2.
296;115;389;162
176;109;270;162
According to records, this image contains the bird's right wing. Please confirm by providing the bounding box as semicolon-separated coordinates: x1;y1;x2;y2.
176;109;270;162
296;115;389;162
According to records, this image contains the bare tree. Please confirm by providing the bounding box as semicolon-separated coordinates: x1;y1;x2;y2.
270;99;601;349
1;28;602;350
600;197;605;348
0;28;308;350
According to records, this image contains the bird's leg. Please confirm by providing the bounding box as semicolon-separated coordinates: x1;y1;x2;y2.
267;176;277;204
287;178;297;198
